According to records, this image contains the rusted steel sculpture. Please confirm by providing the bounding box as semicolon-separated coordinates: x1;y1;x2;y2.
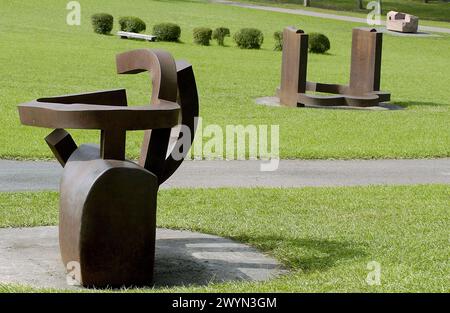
18;49;199;288
277;27;390;107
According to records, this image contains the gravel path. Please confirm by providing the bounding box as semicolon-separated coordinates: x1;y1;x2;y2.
1;158;449;192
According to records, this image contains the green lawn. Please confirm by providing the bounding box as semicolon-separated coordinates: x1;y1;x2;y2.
238;0;450;29
247;0;450;22
0;184;449;292
0;0;449;160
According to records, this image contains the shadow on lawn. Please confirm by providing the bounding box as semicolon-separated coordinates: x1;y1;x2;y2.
392;100;449;108
238;235;367;273
153;235;286;288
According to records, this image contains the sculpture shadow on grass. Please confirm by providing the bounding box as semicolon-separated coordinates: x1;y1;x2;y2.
153;230;286;288
391;100;449;108
232;234;367;273
0;228;366;289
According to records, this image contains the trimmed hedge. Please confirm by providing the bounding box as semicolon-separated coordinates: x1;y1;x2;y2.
119;16;146;33
212;27;230;46
153;23;181;42
233;28;264;49
91;13;114;35
273;31;283;51
193;27;212;46
308;33;330;54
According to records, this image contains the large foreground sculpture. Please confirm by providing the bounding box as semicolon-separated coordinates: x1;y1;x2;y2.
18;49;199;287
277;27;391;107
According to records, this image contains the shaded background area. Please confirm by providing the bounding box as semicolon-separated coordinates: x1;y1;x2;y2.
247;0;450;22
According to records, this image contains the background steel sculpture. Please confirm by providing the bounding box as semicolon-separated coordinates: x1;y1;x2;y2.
18;49;199;288
277;27;391;108
387;11;419;33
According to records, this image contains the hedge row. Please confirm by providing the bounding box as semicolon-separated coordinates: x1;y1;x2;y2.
119;16;146;33
91;15;330;53
193;27;263;49
91;14;181;42
194;28;330;53
91;13;114;35
91;14;147;34
273;30;330;54
154;23;181;42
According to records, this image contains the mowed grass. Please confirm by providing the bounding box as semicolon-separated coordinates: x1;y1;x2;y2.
0;184;449;292
246;0;450;22
0;0;449;160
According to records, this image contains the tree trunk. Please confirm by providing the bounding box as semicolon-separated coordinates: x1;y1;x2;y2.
357;0;363;9
304;0;310;7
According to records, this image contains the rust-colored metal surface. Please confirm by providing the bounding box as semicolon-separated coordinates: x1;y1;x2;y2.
45;129;78;167
116;49;178;182
159;60;199;184
59;145;158;288
277;27;391;107
279;27;308;107
17;49;199;288
349;28;383;94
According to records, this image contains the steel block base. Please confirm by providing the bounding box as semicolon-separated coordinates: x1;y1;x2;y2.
59;145;158;288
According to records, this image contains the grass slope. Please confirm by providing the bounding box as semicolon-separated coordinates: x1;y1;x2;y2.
0;184;449;292
0;0;449;160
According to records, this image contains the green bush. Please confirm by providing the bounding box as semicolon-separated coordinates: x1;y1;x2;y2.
119;16;146;33
153;23;181;42
212;27;230;46
91;13;114;35
233;28;264;49
193;27;213;46
308;33;330;54
274;31;283;51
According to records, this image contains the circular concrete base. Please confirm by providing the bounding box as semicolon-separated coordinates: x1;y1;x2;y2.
255;96;404;111
0;227;286;290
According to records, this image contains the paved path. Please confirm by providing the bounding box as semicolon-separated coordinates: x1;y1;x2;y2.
212;0;450;34
0;159;449;192
0;226;285;289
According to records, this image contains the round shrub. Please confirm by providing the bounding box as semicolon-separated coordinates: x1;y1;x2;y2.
91;13;113;35
153;23;181;42
212;27;230;46
233;28;264;49
193;27;212;46
308;33;330;54
119;16;146;33
273;31;283;51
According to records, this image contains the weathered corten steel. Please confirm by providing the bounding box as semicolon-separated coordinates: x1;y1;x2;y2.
279;27;308;107
277;27;391;107
18;49;199;288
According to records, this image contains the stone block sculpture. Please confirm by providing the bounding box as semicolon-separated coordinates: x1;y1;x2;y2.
18;49;199;288
277;27;391;108
387;11;419;33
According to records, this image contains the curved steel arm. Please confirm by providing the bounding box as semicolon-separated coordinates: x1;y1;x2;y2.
116;49;199;185
159;60;199;184
116;49;178;104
